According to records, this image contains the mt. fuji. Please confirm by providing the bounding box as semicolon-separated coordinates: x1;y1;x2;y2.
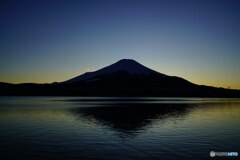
64;59;166;83
63;59;193;88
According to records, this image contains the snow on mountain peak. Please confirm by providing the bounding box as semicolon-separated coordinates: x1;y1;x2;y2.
109;59;149;74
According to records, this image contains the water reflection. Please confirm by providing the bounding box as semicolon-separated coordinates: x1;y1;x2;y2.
0;97;240;160
71;103;192;135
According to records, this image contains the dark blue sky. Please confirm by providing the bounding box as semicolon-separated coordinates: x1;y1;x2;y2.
1;0;240;88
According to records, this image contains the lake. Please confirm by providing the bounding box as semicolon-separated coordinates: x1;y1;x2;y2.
0;97;239;160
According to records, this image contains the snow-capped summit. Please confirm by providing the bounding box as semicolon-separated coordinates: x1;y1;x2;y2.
64;59;166;83
100;59;165;76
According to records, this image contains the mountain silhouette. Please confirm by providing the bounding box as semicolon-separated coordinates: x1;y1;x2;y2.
0;59;239;97
63;59;194;88
64;59;166;83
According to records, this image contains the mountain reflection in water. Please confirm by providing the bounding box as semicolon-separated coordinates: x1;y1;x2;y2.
0;97;240;160
71;103;191;135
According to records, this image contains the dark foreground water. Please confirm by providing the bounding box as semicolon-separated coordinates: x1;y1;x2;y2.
0;97;239;160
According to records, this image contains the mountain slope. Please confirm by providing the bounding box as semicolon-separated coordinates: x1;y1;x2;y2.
64;59;166;83
63;59;194;88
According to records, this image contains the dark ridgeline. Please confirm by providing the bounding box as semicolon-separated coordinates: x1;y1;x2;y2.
0;59;240;97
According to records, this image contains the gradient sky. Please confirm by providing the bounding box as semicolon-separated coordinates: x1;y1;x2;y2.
1;0;240;89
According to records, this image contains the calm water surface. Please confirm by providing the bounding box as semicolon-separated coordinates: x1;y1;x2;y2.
0;97;239;160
